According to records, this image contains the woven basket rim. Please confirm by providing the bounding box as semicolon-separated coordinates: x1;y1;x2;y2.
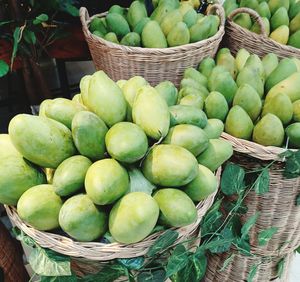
79;4;225;54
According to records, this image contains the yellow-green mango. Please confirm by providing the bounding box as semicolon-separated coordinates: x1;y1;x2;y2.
167;22;190;47
59;194;107;241
90;17;107;34
132;85;170;140
106;13;130;38
286;123;300;148
293;100;300;121
142;144;198;186
180;78;209;97
233;13;252;30
262;53;279;78
79;75;91;107
189;17;211;42
155;81;178;106
184;67;208;87
158;0;180;8
163;124;209;156
134;17;151;35
151;4;175;23
39;99;52;117
72;111;108;161
207;15;220;37
268;0;289;15
289;2;300;19
109;192;159;244
204;91;229;121
116;79;127;89
235;48;250;72
269;25;289;45
53;155;92;197
109;5;127;18
197;139;233;171
127;0;147;28
0;134;19;156
9;114;76;168
270;7;289;31
224;0;239;17
252;113;284;146
120;32;141;47
203;119;224;139
180;94;204;109
72;94;83;105
288;30;300;48
240;0;259;9
198;57;216;78
85;159;129;205
183;8;197;28
233;84;262;122
179;1;194;16
104;32;119;44
292;58;300;71
216;48;238;79
256;2;271;19
17;185;62;231
178;87;208;101
183;164;218;201
153;189;197;227
244;54;265;80
160;9;183;35
88;71;127;127
142;20;168;48
251;17;270;36
225;105;254;140
208;66;228;87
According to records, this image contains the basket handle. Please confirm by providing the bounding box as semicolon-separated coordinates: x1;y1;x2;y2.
227;7;267;37
207;4;226;28
79;7;91;37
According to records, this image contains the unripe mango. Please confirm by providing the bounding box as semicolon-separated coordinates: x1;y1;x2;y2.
106;13;130;37
269;25;289;45
286;123;300;148
293;100;300;122
155;81;178;106
127;0;147;28
160;9;183;35
142;20;168;48
205;91;229;121
167;22;190;47
235;48;250;72
180;94;204;109
203;119;224;139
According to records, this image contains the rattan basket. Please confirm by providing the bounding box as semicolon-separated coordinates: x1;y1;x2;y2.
224;7;300;59
79;4;225;87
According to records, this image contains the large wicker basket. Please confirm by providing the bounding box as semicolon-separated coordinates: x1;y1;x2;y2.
79;4;225;87
224;7;300;59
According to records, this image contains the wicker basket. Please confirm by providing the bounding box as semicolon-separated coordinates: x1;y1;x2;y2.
79;4;225;87
224;7;300;59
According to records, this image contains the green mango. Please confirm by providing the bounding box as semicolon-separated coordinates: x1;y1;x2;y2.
142;144;198;186
225;105;254;140
88;71;127;127
9;114;76;168
53;155;92;197
90;17;107;34
0;134;19;156
268;0;289;15
79;75;91;107
179;2;194;16
207;15;220;37
252;113;284;146
133;85;170;140
270;7;289;31
289;2;300;19
208;66;228;87
240;0;259;9
262;53;279;78
189;17;211;42
202;119;224;139
197;139;233;171
288;29;300;48
292;58;300;71
85;159;129;205
198;57;215;78
167;21;190;47
127;1;147;28
180;78;209;97
39;99;52;117
159;0;180;9
262;92;293;125
256;2;271;19
72;111;108;161
251;17;270;36
163;124;209;156
265;58;297;92
184;67;208;87
204;91;229;121
120;32;141;46
17;185;62;231
183;8;197;27
224;0;239;17
161;9;183;35
235;48;250;72
286;123;300;148
59;194;107;241
151;4;175;23
183;164;218;201
72;94;83;105
155;81;178;106
179;94;204;109
106;13;130;38
269;25;289;45
293;100;300;122
142;20;168;48
169;105;208;128
233;13;252;30
105;122;148;163
178;87;208;101
244;54;265;80
104;32;119;44
109;192;159;244
134;17;151;34
109;4;126;15
116;79;127;89
153;189;197;227
92;30;104;38
216;48;238;79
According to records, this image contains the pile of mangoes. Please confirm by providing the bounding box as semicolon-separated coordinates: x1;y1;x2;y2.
178;47;300;147
224;0;300;48
89;0;220;47
0;71;233;244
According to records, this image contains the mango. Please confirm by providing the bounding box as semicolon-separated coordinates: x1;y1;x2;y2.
262;53;279;78
240;0;259;9
109;5;127;18
233;84;262;121
251;17;270;36
134;17;151;35
88;71;127;127
204;91;229;121
180;79;209;97
142;144;198;187
203;119;224;139
288;30;300;48
189;17;211;42
178;87;208;101
116;79;127;89
167;22;190;47
0;134;19;156
289;2;300;19
179;2;194;16
153;189;197;227
79;75;91;107
159;0;180;8
197;139;233;171
180;94;204;109
45;168;55;184
183;8;197;27
155;81;178;106
105;122;148;163
198;57;215;78
142;20;168;48
17;185;62;231
183;164;218;201
268;0;289;15
59;194;107;241
53;156;92;197
252;113;284;146
72;94;83;105
85;159;129;205
151;4;175;23
286;123;300;148
72;111;108;161
256;2;271;19
184;68;208;87
235;48;250;72
160;9;183;35
169;105;208;128
292;58;300;71
127;1;147;28
92;30;104;38
269;25;289;45
270;7;289;31
244;54;265;81
106;13;130;38
109;192;159;244
224;0;238;17
90;17;107;34
208;66;228;88
207;15;220;37
163;124;209;156
293;100;300;122
39;99;52;117
233;13;252;30
9;114;76;168
216;48;238;79
120;32;141;47
104;32;119;44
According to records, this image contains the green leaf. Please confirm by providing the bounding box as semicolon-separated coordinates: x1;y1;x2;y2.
223;200;248;215
277;258;285;278
147;230;179;257
11;26;21;66
0;60;9;77
241;212;259;239
221;163;245;195
247;264;258;282
28;248;71;276
40;274;77;282
117;257;144;270
82;265;127;282
128;168;156;195
33;14;49;25
296;194;300;206
283;150;300;179
219;253;235;272
0;20;13;27
209;228;234;254
258;227;278;246
166;244;189;277
12;227;36;247
254;169;269;195
61;3;79;17
199;238;234;255
23;29;36;45
295;246;300;253
235;238;251;256
137;269;166;282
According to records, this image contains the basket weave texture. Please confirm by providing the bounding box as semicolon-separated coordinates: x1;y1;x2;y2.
79;4;225;87
225;7;300;59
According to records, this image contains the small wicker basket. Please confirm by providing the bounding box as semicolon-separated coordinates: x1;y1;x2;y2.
224;7;300;59
79;4;225;87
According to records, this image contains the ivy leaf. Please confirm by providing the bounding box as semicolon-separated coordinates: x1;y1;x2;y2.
295;246;300;253
60;3;79;17
117;257;144;270
258;227;278;246
0;60;9;77
221;163;245;196
82;265;128;282
23;29;36;45
12;227;36;247
11;26;21;66
166;244;189;277
296;194;300;206
254;169;269;195
282;150;300;179
199;237;234;256
241;212;260;239
247;264;258;282
147;230;179;257
219;253;235;272
33;14;49;25
29;248;71;276
277;258;285;278
40;274;77;282
209;228;234;254
137;269;166;282
235;238;251;256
